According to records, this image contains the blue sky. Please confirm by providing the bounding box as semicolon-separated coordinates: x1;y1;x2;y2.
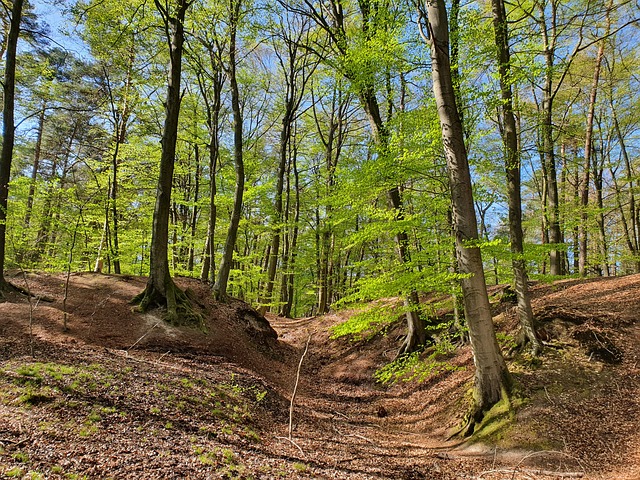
31;0;89;58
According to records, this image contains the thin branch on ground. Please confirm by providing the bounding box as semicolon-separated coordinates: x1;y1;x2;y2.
126;322;160;352
289;331;312;440
275;435;305;456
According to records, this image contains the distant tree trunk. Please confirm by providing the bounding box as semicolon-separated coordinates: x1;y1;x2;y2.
593;145;609;276
610;103;640;272
0;0;24;294
132;0;198;324
214;0;244;301
196;54;224;283
259;98;292;314
23;103;46;231
188;143;201;273
578;3;609;276
539;6;564;276
424;0;510;429
280;148;300;318
491;0;541;355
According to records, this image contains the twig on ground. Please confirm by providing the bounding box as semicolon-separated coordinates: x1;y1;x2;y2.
344;432;377;446
156;351;171;363
506;450;585;480
275;436;305;456
126;322;160;352
289;332;312;440
332;411;350;420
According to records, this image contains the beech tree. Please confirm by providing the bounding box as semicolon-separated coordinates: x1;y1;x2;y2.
131;0;198;323
490;0;541;354
420;0;510;428
213;0;245;301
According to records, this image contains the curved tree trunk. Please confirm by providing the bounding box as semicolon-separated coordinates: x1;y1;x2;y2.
425;0;510;429
0;0;24;295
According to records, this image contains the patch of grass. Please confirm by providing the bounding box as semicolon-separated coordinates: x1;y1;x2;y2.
293;462;308;472
197;451;218;466
12;451;29;462
18;388;57;406
5;467;25;478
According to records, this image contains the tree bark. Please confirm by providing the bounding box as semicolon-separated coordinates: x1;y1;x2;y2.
490;0;541;355
425;0;510;428
0;0;24;294
214;0;244;301
578;1;610;276
132;0;198;324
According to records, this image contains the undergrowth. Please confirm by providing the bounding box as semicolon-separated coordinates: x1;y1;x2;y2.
330;304;395;341
374;337;464;385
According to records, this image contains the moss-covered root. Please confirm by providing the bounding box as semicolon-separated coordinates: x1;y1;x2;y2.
131;278;204;328
465;386;512;438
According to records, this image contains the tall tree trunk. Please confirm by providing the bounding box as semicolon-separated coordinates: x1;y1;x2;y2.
281;145;300;318
578;2;610;276
539;4;564;276
424;0;510;429
260;101;293;314
0;0;24;293
491;0;541;355
611;104;640;271
188;144;201;273
197;59;224;283
214;0;244;301
132;0;198;324
359;86;427;356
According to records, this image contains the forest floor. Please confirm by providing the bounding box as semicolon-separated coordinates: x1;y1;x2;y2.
0;272;639;479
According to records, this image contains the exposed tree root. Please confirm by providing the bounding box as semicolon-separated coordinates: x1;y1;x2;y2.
508;326;543;357
0;279;52;302
131;277;203;328
448;385;512;439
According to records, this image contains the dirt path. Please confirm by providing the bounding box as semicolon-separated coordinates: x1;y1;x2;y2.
266;315;564;479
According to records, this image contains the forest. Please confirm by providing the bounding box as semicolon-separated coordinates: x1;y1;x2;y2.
1;0;640;474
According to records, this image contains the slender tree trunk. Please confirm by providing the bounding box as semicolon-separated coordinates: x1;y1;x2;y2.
197;62;223;283
23;103;46;231
611;105;640;271
281;145;300;318
188;144;200;273
491;0;541;355
578;3;609;276
539;5;564;276
425;0;510;429
214;0;244;301
260;101;292;313
0;0;24;293
132;0;197;324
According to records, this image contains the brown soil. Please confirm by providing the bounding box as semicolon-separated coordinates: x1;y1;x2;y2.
1;271;639;479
